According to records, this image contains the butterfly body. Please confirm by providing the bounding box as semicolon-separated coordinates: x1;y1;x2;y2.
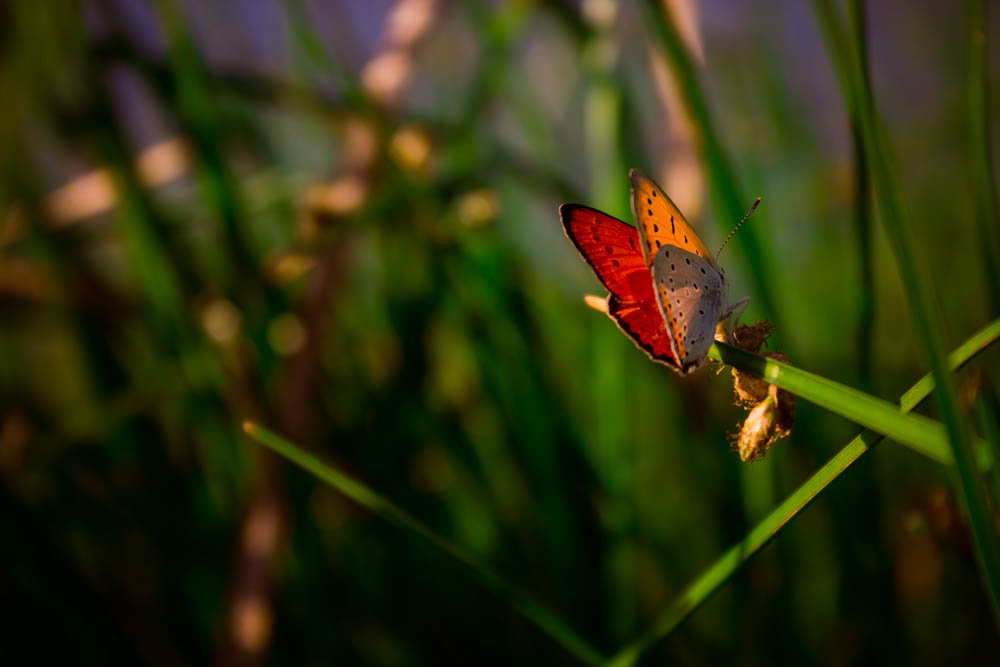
560;169;743;374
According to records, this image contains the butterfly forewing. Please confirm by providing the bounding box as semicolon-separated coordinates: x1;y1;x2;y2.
560;204;677;365
630;169;716;266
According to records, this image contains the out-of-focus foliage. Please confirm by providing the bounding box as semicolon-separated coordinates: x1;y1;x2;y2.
1;0;999;665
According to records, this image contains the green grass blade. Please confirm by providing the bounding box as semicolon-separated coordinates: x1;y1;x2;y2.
242;422;606;666
967;0;1000;312
608;318;1000;667
638;0;780;331
709;342;953;463
812;0;1000;627
847;0;875;392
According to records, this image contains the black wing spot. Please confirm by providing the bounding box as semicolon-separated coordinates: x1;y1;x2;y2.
670;216;675;234
652;191;657;198
628;237;636;249
685;258;691;265
700;267;706;275
605;246;613;254
611;259;620;267
653;223;658;232
670;263;675;270
684;235;688;243
648;209;653;217
655;240;661;248
668;277;673;283
699;309;704;315
647;197;652;205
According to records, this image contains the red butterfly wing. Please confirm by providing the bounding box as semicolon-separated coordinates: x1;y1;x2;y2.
560;204;677;366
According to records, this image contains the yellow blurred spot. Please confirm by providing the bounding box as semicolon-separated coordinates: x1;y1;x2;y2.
46;169;116;225
343;115;379;169
135;137;189;187
202;298;242;344
456;189;499;227
584;294;609;314
241;421;257;436
390;126;431;171
243;501;280;557
386;0;437;47
306;176;368;217
45;137;190;226
362;51;411;104
582;0;618;29
268;252;316;285
268;314;306;357
230;594;272;653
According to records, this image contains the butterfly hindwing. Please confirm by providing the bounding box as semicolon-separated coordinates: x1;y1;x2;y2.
630;169;716;266
651;245;727;372
560;204;677;365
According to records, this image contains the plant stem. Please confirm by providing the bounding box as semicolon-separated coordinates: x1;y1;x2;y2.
242;422;606;666
608;317;1000;666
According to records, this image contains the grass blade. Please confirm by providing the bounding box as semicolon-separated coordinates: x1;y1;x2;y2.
638;0;780;331
811;0;1000;627
847;0;875;392
966;0;1000;312
609;318;1000;666
241;422;606;666
709;341;954;463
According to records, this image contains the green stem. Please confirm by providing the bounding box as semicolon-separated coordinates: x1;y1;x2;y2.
813;0;1000;629
242;422;606;666
608;317;1000;666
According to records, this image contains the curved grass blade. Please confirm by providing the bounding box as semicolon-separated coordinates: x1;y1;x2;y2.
708;342;953;463
608;318;1000;667
811;0;1000;628
242;422;605;666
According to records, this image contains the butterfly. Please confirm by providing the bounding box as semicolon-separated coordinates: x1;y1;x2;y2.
560;169;750;374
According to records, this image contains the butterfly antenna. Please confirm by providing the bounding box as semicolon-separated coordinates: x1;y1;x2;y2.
716;197;761;261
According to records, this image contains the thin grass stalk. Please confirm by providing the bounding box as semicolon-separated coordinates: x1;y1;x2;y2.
638;0;780;332
607;318;1000;666
811;0;1000;627
242;423;606;666
967;0;1000;313
847;0;875;392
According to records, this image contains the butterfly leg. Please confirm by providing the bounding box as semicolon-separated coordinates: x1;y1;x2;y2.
724;296;750;328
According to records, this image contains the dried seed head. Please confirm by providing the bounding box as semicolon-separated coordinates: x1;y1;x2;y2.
737;394;779;462
731;320;775;353
730;345;796;462
732;367;769;407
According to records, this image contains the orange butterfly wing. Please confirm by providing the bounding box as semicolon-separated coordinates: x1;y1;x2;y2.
629;169;715;266
560;204;677;366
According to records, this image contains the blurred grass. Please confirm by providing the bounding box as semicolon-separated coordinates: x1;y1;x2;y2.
611;315;1000;666
811;0;1000;625
2;1;1000;665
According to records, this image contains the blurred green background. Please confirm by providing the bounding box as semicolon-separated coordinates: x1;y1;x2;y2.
2;0;1000;664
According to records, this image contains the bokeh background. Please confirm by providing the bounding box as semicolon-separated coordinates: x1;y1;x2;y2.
2;0;1000;664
